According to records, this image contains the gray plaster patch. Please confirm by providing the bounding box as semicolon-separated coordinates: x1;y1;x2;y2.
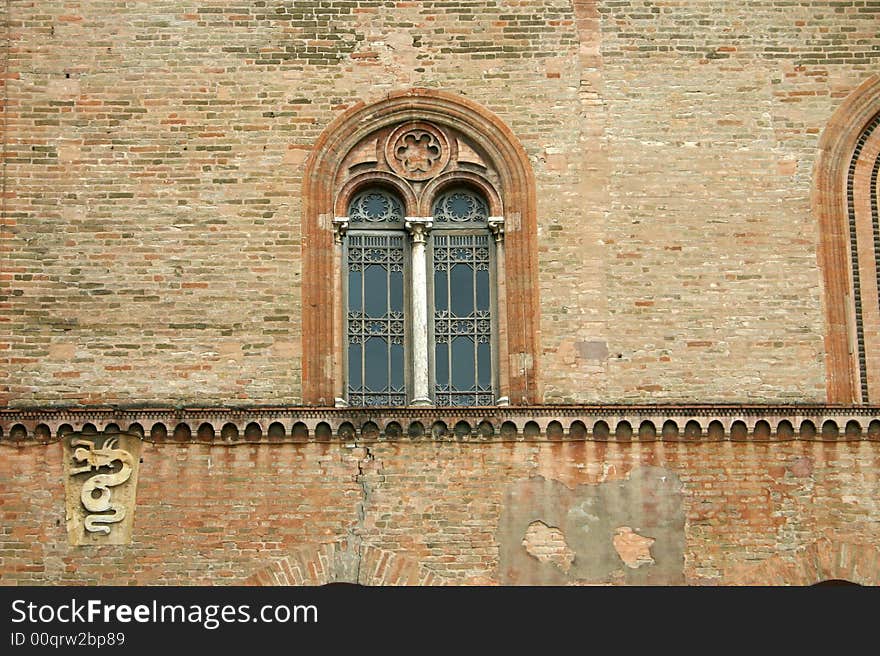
575;340;609;360
497;466;686;585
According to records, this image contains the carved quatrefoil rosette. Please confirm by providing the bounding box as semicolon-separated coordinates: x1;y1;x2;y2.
385;122;451;181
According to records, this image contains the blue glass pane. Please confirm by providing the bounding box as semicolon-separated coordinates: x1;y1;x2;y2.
348;269;362;312
477;341;491;388
364;264;387;317
450;195;472;217
391;343;404;389
476;269;489;312
348;342;362;390
434;269;448;311
450;263;474;317
451;336;475;391
390;269;403;313
435;342;449;387
364;195;388;216
347;232;405;407
364;337;388;392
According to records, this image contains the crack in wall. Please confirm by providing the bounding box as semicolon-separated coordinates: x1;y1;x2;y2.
351;444;374;584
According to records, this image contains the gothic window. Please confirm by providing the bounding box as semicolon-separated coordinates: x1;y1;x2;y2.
302;90;539;407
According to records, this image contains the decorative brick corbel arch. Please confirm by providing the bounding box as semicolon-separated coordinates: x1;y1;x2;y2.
301;88;540;405
243;539;450;586
813;74;880;404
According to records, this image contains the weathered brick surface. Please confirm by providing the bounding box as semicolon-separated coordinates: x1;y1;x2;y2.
543;1;880;402
2;440;879;585
3;2;880;586
0;1;580;405
0;442;366;584
4;2;877;405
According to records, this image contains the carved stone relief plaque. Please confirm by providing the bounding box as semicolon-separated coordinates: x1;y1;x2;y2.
63;432;142;545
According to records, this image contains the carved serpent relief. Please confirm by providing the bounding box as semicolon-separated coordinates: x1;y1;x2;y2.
69;436;135;535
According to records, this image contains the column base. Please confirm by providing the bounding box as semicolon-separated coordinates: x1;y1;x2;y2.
410;397;433;407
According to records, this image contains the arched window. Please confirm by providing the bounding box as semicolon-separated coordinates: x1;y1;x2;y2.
814;75;880;404
344;188;407;407
340;184;499;407
302;90;539;407
430;188;497;407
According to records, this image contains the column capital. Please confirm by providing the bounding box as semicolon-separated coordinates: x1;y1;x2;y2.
488;216;505;243
332;217;349;245
405;217;433;243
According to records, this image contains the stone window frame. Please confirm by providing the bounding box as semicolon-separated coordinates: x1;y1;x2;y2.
301;89;540;406
814;74;880;404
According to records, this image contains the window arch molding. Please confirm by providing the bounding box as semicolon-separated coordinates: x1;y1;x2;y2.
418;171;503;217
813;74;880;404
334;172;419;218
302;88;540;405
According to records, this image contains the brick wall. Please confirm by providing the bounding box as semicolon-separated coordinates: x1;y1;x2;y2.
593;1;878;403
4;2;879;405
2;439;879;585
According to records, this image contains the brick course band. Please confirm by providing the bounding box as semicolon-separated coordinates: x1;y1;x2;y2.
2;405;877;444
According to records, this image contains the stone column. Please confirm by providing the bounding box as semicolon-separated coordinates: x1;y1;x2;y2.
489;216;509;405
332;218;349;407
406;218;433;406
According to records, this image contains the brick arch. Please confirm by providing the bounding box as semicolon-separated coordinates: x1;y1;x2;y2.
813;74;880;403
726;537;880;586
301;88;540;405
243;539;449;586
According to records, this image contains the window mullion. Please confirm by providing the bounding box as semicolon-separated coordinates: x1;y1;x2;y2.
446;238;452;405
388;246;394;399
489;217;507;405
406;218;433;406
360;238;366;403
472;243;478;396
